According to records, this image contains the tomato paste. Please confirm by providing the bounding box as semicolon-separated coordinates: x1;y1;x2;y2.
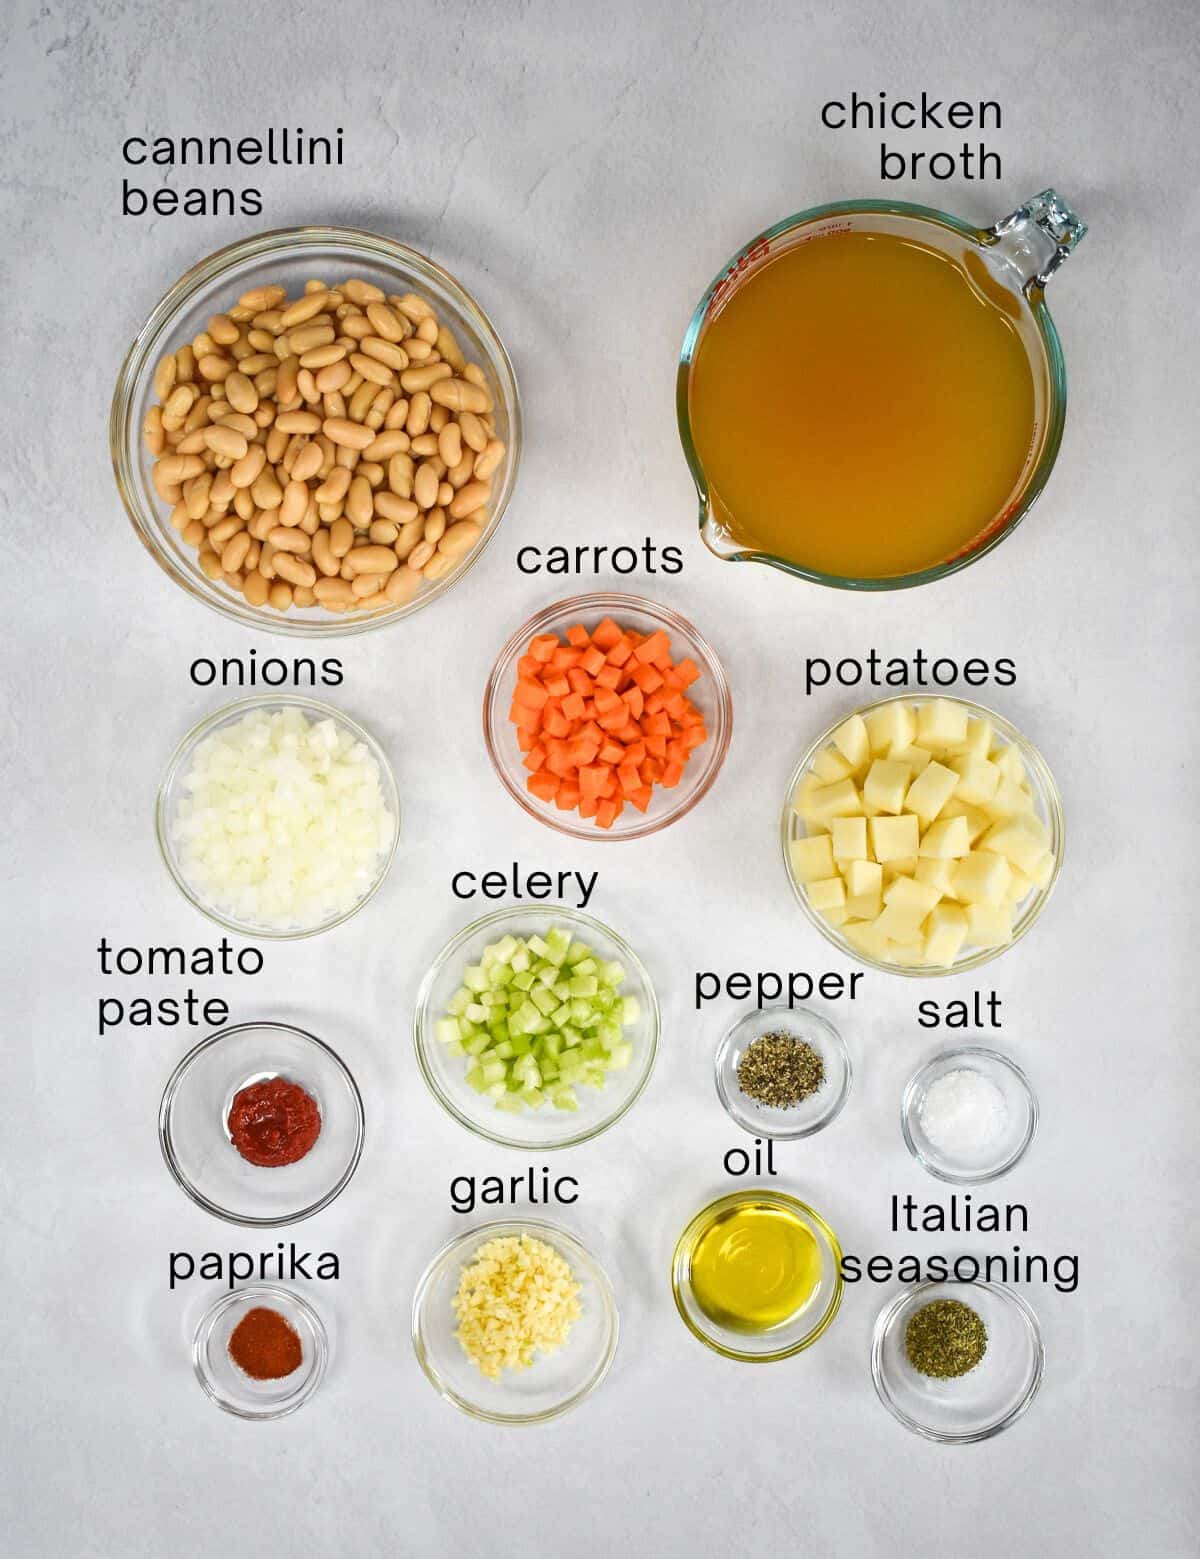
228;1077;321;1167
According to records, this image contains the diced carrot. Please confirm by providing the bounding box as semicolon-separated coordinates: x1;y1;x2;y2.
529;634;559;663
577;720;604;746
674;657;701;687
543;708;571;739
594;662;622;690
593;686;621;715
566;668;594;695
511;703;542;733
632;665;663;694
527;771;560;802
644;690;667;716
664;692;689;720
623;739;647;764
682;723;708;749
645;737;668;760
621;687;645;720
556;781;582;810
591;617;624;651
595;798;619;828
579;764;610;798
666;738;688;765
661;760;685;788
578;795;599;819
550;647;581;670
568;739;601;767
634;629;671;666
523;745;547;772
517;653;541;678
513;679;549;710
617;761;642;794
627;786;653;813
580;646;606;676
598;710;630;735
560;691;586;721
606;635;636;667
566;624;591;647
543;674;570;698
599;739;625;765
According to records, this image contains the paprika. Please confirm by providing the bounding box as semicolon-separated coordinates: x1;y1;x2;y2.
227;1307;303;1380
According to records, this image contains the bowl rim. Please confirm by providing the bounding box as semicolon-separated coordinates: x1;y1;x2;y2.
155;691;400;940
780;693;1065;977
110;223;522;637
713;1003;853;1140
410;1216;620;1424
159;1020;366;1227
870;1278;1046;1443
671;1188;844;1362
412;903;660;1149
192;1281;329;1420
900;1044;1039;1185
482;590;734;841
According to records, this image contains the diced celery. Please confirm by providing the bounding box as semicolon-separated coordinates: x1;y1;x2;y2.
434;1017;461;1046
465;1002;488;1023
621;995;640;1025
447;988;471;1016
545;926;572;965
600;960;626;987
463;964;488;993
607;1042;633;1070
527;934;550;958
572;957;598;977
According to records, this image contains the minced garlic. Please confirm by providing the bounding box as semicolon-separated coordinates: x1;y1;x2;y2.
453;1234;582;1379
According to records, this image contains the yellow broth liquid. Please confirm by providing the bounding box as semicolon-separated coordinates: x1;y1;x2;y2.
688;231;1037;578
690;1202;821;1333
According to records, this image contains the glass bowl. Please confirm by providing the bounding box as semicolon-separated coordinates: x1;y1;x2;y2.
483;592;733;841
160;1021;365;1226
714;1005;851;1140
193;1283;329;1420
871;1279;1044;1442
411;1219;619;1424
414;905;659;1149
156;693;399;940
111;225;521;635
781;695;1064;976
671;1190;843;1362
901;1046;1038;1184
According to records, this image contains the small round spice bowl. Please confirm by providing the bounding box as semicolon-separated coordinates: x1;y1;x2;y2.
411;1219;619;1425
714;1006;852;1140
160;1022;365;1227
156;694;400;941
871;1279;1044;1443
901;1046;1037;1185
193;1283;329;1420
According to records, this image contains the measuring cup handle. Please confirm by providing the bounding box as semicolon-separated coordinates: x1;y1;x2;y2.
986;189;1088;292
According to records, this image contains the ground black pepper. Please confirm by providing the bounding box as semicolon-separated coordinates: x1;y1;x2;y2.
736;1031;825;1109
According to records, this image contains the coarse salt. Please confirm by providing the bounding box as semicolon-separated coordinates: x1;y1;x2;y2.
919;1068;1008;1159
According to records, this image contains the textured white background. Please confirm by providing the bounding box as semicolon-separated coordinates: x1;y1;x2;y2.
3;0;1198;1554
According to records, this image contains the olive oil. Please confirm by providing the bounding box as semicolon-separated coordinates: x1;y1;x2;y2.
688;230;1037;579
690;1198;822;1333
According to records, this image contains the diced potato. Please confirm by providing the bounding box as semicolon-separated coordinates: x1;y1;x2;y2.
993;743;1027;785
883;875;942;917
915;856;957;895
1005;864;1035;905
949;755;1001;804
831;713;870;771
789;834;836;883
792;774;827;828
905;760;959;824
881;857;919;883
821;904;850;927
981;813;1050;873
950;717;994;762
864;758;911;815
845;859;882;898
939;798;992;843
982;776;1035;820
808;777;861;820
808;876;847;912
812;745;855;784
924;903;969;966
891;743;933;775
869;814;920;862
966;903;1013;948
1028;850;1056;888
831;816;868;861
953;850;1013;906
889;938;927;967
864;700;915;755
842;919;893;961
918;815;971;858
917;698;969;750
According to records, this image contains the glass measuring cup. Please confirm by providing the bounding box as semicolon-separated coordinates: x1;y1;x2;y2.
676;190;1086;590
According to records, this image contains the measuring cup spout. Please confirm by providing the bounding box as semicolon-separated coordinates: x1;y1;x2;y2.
699;496;754;561
985;189;1087;296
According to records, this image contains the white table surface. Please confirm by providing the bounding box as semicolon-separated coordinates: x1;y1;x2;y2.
4;0;1198;1554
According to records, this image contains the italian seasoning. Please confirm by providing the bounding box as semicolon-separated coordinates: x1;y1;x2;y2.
736;1031;825;1109
904;1298;988;1379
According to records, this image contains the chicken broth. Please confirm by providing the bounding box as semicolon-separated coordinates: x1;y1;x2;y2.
688;230;1038;579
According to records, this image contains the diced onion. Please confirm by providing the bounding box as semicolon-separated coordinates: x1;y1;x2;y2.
170;707;395;931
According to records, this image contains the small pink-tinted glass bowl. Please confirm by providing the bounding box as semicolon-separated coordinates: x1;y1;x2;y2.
483;593;733;841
